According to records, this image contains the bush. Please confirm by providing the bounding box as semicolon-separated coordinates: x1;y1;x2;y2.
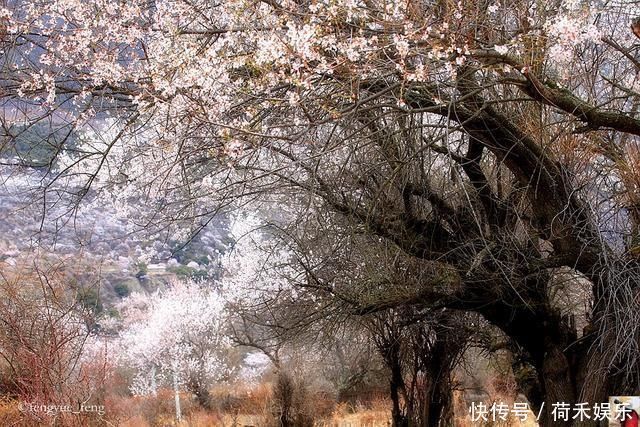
273;371;315;427
0;261;109;422
114;282;130;298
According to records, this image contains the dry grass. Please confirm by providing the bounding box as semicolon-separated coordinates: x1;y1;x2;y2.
0;380;542;426
0;397;22;426
453;389;539;427
106;386;391;427
0;397;108;427
0;393;544;427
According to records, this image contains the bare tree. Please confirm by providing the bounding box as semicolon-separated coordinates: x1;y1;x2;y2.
0;257;105;424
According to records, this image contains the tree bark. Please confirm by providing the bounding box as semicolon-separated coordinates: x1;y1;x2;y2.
388;342;409;427
173;370;182;422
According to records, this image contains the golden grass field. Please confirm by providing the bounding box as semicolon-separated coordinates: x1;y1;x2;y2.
0;384;542;426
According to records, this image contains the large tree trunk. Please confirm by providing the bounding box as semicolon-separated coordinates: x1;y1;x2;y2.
273;371;294;427
421;335;457;427
420;376;452;427
468;271;632;427
388;343;409;427
537;345;576;426
513;314;637;426
376;311;465;427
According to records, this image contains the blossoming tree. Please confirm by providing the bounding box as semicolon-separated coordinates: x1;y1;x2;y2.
114;279;231;420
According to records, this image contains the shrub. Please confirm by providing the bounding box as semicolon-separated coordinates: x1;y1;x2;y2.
0;260;109;425
114;282;130;298
273;371;315;427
